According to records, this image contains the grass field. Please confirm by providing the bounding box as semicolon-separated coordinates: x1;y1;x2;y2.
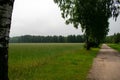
108;44;120;52
9;43;99;80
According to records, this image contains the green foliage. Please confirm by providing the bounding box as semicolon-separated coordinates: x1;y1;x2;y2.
9;35;85;43
54;0;120;49
9;43;99;80
114;33;120;43
105;33;120;43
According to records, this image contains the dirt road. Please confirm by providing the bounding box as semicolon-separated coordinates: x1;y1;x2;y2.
87;44;120;80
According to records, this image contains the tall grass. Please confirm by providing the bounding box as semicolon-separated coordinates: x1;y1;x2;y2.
9;43;99;80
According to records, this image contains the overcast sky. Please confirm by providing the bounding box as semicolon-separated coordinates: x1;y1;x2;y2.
10;0;120;37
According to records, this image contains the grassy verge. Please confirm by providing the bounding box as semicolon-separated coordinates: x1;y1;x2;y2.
108;43;120;52
9;43;99;80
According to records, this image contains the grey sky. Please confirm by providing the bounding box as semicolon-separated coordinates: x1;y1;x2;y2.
10;0;120;37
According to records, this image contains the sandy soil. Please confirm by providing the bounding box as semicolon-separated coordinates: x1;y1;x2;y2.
87;44;120;80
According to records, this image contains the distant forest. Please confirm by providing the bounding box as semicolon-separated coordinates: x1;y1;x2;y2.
105;33;120;43
10;33;120;43
9;35;85;43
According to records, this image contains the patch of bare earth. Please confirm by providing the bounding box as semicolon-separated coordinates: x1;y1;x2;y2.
87;44;120;80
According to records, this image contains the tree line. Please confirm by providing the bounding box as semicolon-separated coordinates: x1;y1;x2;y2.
10;35;85;43
105;33;120;43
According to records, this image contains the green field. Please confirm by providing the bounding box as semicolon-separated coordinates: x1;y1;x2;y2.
9;43;99;80
108;44;120;52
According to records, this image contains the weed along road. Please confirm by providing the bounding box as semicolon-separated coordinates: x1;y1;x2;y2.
87;44;120;80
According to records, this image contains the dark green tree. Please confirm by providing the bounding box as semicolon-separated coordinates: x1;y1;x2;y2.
76;35;84;43
114;33;120;43
54;0;120;50
58;36;65;43
105;35;114;43
105;33;120;43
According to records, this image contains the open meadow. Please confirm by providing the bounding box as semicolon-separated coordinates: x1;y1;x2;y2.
8;43;99;80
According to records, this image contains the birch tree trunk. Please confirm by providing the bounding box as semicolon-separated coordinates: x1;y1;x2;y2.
0;0;14;80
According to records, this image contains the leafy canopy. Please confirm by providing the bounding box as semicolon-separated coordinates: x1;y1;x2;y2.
54;0;120;47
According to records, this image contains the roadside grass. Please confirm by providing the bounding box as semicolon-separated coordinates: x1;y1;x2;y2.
108;43;120;52
9;43;99;80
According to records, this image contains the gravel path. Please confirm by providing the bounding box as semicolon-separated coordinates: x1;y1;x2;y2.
87;44;120;80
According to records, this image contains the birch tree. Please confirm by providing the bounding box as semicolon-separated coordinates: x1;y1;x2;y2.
0;0;14;80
